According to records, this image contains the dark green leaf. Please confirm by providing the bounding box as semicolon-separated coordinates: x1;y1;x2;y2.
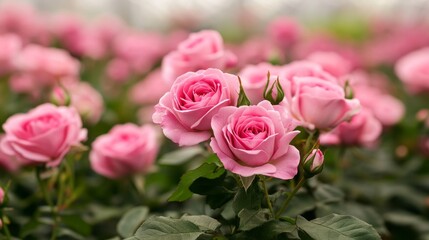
127;216;203;240
232;179;263;214
181;215;221;231
159;146;203;165
314;184;345;204
297;214;381;240
238;209;271;231
169;162;225;202
283;192;316;217
117;207;150;238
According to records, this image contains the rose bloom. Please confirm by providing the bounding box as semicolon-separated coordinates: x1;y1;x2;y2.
1;103;87;167
210;101;300;180
305;51;352;79
266;16;300;50
63;81;104;124
130;69;171;105
238;63;282;104
0;187;4;205
153;68;239;146
14;44;80;83
162;30;234;83
0;135;20;172
283;77;360;131
320;108;382;147
106;58;131;83
0;33;22;74
395;47;429;94
90;124;159;179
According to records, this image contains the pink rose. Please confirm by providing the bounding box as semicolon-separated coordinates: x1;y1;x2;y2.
354;86;404;126
238;63;283;104
153;68;239;146
284;77;360;130
90;124;159;179
1;103;87;167
266;17;300;50
0;33;22;74
0;135;20;172
162;30;234;83
14;44;80;83
304;149;324;172
320;108;382;147
306;51;352;79
230;37;281;68
395;47;429;94
210;101;300;180
9;73;41;98
0;187;4;205
62;81;104;124
130;69;171;105
106;58;131;83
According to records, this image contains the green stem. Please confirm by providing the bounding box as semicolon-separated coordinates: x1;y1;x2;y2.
2;215;11;240
260;177;274;218
275;176;306;219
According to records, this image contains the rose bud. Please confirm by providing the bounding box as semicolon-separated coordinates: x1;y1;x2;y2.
303;149;324;177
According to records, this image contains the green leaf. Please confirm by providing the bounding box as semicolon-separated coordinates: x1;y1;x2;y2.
296;214;381;240
282;192;316;217
189;173;236;209
232;179;263;214
180;215;221;231
62;214;92;237
314;184;345;204
168;162;225;202
127;216;203;240
238;209;271;231
117;207;150;238
159;146;203;165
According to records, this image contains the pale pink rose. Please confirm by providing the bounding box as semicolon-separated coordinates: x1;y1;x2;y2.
230;37;280;68
92;15;125;46
1;103;87;167
210;101;300;180
9;73;41;98
304;149;324;172
63;81;104;124
0;135;20;172
354;86;404;126
284;77;360;130
130;70;171;105
90;124;159;179
267;17;300;50
238;63;283;104
153;68;239;146
0;187;3;205
14;44;80;83
113;32;165;74
0;33;22;74
106;58;131;83
395;47;429;94
348;70;391;92
279;60;338;94
320;108;382;147
306;51;352;79
162;30;234;83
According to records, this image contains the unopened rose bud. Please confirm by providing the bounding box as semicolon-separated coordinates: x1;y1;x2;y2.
303;149;324;177
50;85;71;106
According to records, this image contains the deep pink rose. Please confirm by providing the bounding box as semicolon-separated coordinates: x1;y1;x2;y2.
162;30;234;83
210;101;300;180
1;103;87;167
306;51;352;79
284;77;360;130
238;63;283;104
395;47;429;94
14;44;80;83
90;124;159;179
267;17;300;50
320;108;382;147
153;68;239;146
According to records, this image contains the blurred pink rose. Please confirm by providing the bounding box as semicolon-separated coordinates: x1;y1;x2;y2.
284;77;360;130
320;108;382;147
162;30;234;83
153;68;239;146
228;37;280;68
238;63;282;104
304;149;324;172
63;81;104;124
106;58;131;83
14;44;80;83
395;47;429;94
0;135;20;172
354;86;404;126
0;187;4;205
93;15;125;46
130;70;171;105
90;124;159;179
9;73;41;98
0;33;22;74
1;103;87;167
306;51;352;79
279;60;338;93
267;17;300;50
210;101;300;180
